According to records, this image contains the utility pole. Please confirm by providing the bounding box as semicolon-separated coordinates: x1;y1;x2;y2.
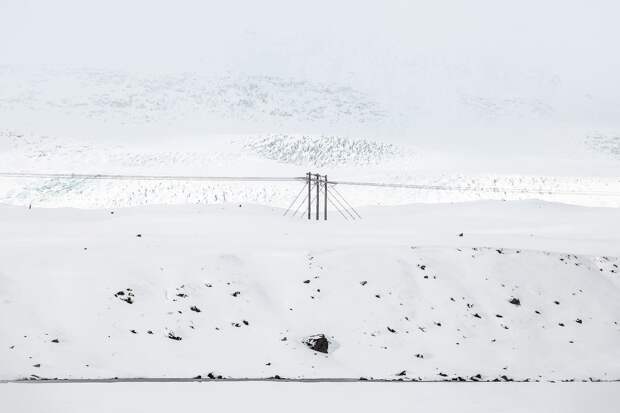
307;172;312;220
324;175;328;220
315;173;320;221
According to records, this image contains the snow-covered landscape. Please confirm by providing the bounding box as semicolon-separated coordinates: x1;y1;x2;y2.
2;0;620;411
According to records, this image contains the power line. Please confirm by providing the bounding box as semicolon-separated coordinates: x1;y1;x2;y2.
327;179;620;197
0;172;306;183
330;185;362;219
283;183;307;216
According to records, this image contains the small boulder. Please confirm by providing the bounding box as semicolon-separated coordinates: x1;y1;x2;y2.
304;334;329;354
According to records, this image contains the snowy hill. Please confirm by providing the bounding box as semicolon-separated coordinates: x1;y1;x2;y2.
1;201;619;381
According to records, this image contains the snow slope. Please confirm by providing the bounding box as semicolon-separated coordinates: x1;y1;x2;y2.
1;201;619;381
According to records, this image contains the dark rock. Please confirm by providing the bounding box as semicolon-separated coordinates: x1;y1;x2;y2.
387;326;397;333
130;329;137;334
242;320;249;326
304;334;329;353
458;233;463;237
496;314;503;318
193;375;202;379
232;291;240;297
554;300;560;305
509;297;521;306
397;370;407;376
167;332;182;341
415;353;424;359
576;318;583;324
136;234;142;238
33;364;41;368
473;313;481;319
147;330;153;334
190;306;201;313
360;281;367;286
207;372;216;379
438;372;447;377
51;339;59;343
303;280;310;284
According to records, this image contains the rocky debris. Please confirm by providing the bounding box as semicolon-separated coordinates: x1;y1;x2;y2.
231;291;240;297
51;339;59;343
509;297;521;306
415;353;424;359
496;314;503;318
397;370;407;376
242;320;249;326
193;375;202;379
387;326;397;333
33;364;41;368
281;337;287;341
576;318;583;324
147;330;153;334
136;234;142;238
130;329;137;334
115;288;135;304
473;313;482;319
190;306;201;313
360;281;367;286
167;332;182;341
176;293;188;298
303;334;329;353
303;280;311;284
554;300;560;305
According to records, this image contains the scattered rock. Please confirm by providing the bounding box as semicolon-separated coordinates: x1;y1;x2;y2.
387;326;397;333
576;318;583;324
509;297;521;306
167;332;182;341
33;364;41;368
232;291;241;297
397;370;407;376
242;320;249;326
360;281;367;286
136;234;142;238
458;233;464;237
303;334;329;353
130;329;137;334
51;339;59;343
473;313;482;319
303;280;311;284
190;306;201;313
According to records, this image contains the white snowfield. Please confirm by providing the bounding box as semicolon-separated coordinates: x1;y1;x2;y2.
3;381;620;413
2;131;620;209
1;201;619;381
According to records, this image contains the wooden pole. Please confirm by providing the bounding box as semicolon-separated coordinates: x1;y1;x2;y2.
324;175;328;220
307;172;311;220
315;174;320;221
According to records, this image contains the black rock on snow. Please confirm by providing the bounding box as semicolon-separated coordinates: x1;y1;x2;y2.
303;334;329;354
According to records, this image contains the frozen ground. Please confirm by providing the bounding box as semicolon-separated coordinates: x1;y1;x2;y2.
2;381;620;413
1;201;619;381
